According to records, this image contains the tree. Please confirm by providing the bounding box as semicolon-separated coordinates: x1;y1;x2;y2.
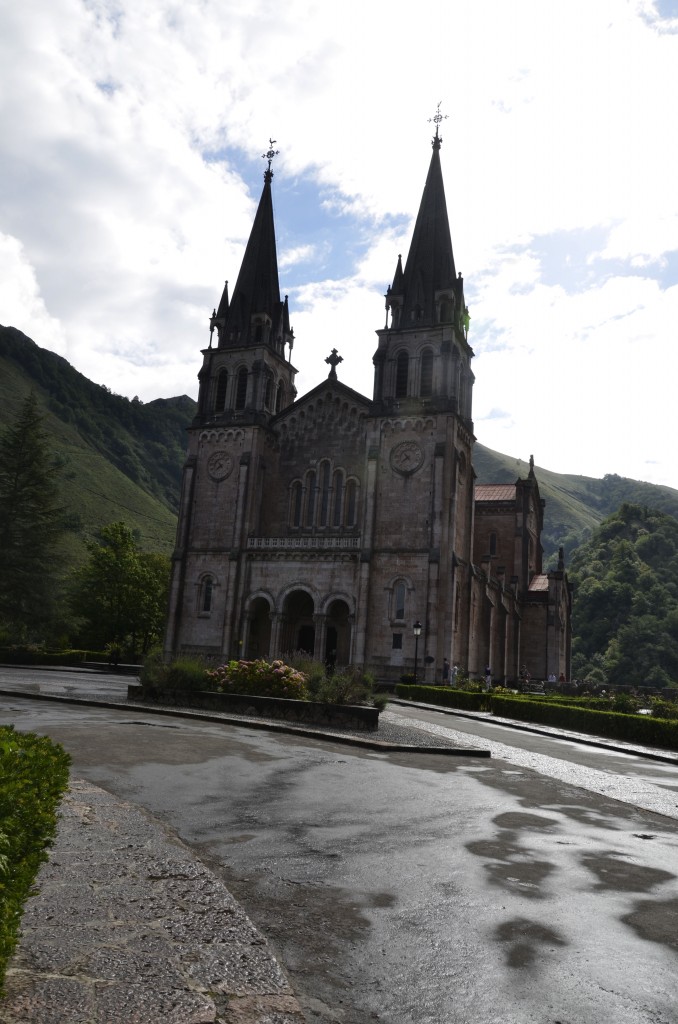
0;393;65;639
70;522;169;655
569;503;678;686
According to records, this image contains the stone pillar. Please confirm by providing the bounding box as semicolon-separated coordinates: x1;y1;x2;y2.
313;613;326;663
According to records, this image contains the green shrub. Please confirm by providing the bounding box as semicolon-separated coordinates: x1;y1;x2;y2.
284;653;326;689
395;684;493;712
0;647;104;666
282;658;384;707
489;695;678;750
140;653;209;691
207;659;309;700
0;726;70;994
312;667;373;706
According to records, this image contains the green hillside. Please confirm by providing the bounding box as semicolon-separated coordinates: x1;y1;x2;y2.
568;503;678;687
0;326;196;559
474;444;678;566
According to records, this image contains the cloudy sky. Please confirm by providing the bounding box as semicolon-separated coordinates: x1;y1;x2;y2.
2;0;678;488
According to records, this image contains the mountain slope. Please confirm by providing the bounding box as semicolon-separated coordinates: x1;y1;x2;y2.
0;326;196;557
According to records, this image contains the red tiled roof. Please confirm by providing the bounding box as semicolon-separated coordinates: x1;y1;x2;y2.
475;484;516;502
528;574;549;591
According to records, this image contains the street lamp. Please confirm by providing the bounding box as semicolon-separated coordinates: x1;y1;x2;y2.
413;620;422;685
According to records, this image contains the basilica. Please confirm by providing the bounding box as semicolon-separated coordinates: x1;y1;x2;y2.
164;126;571;684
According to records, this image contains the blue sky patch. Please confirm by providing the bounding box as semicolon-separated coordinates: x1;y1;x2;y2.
206;145;409;291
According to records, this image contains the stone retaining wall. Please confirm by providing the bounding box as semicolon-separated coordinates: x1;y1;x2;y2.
128;684;380;731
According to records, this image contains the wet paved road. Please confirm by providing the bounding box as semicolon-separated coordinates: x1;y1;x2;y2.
1;673;677;1024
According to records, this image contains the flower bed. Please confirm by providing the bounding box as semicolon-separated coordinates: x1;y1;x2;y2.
127;684;380;731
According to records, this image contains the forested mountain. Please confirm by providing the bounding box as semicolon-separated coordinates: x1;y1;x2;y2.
0;325;196;558
568;504;678;687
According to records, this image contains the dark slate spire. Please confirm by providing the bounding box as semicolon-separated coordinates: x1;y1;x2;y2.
212;141;290;352
386;110;462;330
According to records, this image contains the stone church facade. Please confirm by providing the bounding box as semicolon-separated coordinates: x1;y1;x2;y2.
164;130;572;683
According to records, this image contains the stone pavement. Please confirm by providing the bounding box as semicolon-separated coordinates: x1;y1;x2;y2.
1;674;676;1023
1;779;305;1024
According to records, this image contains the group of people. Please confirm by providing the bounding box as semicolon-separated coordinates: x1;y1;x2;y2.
438;660;565;688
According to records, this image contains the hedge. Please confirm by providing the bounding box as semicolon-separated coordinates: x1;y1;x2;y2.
395;686;678;750
0;648;106;666
0;726;71;994
490;695;678;750
395;685;492;712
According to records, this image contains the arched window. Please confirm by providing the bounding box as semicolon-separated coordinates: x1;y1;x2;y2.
319;461;331;526
345;479;357;526
201;576;214;613
235;368;248;409
332;470;344;527
395;351;409;398
215;370;228;412
305;470;317;526
394;582;406;621
489;532;497;557
264;375;273;410
275;380;284;413
291;482;302;527
420;350;433;397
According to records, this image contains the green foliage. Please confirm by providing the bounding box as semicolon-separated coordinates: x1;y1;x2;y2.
0;393;68;640
0;648;104;666
570;503;678;687
0;726;70;994
0;327;195;519
308;666;375;706
70;522;170;656
395;684;493;711
207;659;309;700
140;652;209;691
490;695;678;750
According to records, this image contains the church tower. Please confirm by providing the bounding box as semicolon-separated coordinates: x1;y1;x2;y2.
195;141;297;427
358;109;476;674
372;116;474;424
164;142;298;660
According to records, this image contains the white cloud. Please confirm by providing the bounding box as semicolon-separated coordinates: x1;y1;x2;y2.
1;0;678;490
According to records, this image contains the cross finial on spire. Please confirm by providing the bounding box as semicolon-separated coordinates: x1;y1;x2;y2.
428;102;448;149
325;348;343;380
262;138;279;182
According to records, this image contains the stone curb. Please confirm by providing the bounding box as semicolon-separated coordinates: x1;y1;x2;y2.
2;780;306;1024
388;697;678;765
0;688;491;756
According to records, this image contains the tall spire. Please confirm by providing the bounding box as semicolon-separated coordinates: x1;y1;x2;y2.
212;140;289;351
386;105;458;329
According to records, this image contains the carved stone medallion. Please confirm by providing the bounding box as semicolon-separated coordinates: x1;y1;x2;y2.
207;450;234;481
390;441;424;476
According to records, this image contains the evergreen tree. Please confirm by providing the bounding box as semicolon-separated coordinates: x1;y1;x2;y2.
0;393;65;639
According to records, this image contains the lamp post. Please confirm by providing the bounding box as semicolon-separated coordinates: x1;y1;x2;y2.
413;620;422;685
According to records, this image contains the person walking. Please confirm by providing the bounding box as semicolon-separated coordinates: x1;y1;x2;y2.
442;658;450;685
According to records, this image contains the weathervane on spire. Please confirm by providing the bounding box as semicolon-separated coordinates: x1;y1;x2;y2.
428;102;448;148
262;138;279;181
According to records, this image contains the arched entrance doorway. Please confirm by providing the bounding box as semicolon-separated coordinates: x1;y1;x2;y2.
325;599;351;668
246;597;272;659
281;590;315;656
